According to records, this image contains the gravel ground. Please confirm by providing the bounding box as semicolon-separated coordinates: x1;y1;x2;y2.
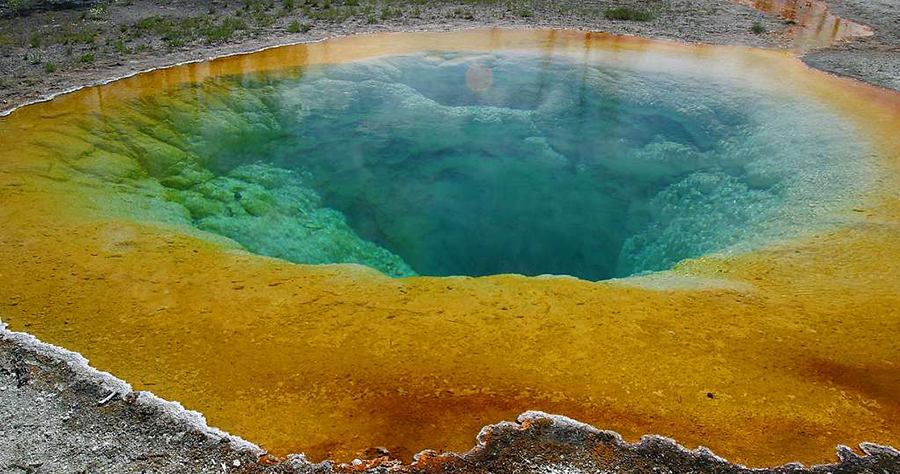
0;326;288;474
801;0;900;92
3;325;900;474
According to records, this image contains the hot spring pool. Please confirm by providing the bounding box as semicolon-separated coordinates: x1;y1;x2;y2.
1;30;899;467
66;46;870;280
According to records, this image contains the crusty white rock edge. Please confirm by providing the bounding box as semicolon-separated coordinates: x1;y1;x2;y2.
0;320;263;456
2;321;899;472
493;411;900;472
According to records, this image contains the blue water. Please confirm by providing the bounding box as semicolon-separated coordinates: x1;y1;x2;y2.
78;51;871;280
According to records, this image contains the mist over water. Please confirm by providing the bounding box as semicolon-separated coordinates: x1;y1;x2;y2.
78;51;871;280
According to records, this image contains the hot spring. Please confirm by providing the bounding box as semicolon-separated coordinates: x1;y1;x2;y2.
1;30;899;467
70;47;869;280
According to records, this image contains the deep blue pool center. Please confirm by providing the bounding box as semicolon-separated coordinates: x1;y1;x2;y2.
89;51;868;280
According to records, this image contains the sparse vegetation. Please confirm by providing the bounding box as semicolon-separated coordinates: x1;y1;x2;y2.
0;0;667;82
59;27;99;46
88;4;107;20
380;7;402;19
288;20;311;33
6;0;22;15
112;39;131;55
452;7;475;19
204;17;248;42
133;15;248;46
751;21;766;34
604;6;653;21
43;61;56;73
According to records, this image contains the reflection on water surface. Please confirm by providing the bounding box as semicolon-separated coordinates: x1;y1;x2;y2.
736;0;871;49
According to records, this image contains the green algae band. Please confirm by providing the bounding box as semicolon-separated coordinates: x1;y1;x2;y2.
64;50;870;280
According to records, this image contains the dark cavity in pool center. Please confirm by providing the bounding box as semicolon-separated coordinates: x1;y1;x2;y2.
111;52;866;280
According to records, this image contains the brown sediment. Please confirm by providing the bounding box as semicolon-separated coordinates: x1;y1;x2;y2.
803;359;900;422
1;29;900;468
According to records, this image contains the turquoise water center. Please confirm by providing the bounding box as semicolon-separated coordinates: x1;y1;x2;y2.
72;50;871;280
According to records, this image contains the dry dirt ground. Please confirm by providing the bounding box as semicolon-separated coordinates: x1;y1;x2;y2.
1;0;900;472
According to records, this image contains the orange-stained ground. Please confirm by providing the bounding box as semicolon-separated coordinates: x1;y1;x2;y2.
0;30;899;468
732;0;872;50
